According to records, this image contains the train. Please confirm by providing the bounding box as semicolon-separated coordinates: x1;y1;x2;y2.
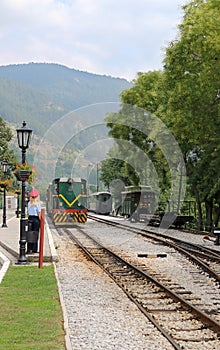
87;191;112;215
46;177;195;228
46;177;87;224
119;185;195;227
120;185;158;223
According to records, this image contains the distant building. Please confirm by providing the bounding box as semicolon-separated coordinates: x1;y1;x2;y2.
6;196;17;209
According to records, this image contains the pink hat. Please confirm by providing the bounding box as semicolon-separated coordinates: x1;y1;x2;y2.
30;189;40;197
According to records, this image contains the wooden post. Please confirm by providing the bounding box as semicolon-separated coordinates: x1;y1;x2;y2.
38;208;45;268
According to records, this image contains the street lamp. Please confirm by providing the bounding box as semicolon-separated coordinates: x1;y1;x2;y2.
16;121;32;264
177;161;184;214
87;162;93;195
1;160;8;228
96;162;99;192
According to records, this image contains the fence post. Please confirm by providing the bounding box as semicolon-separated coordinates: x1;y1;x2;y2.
38;208;45;268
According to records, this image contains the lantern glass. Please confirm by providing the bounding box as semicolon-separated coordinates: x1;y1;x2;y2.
1;160;8;173
16;121;32;149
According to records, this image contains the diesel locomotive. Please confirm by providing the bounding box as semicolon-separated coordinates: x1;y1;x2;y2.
46;177;87;224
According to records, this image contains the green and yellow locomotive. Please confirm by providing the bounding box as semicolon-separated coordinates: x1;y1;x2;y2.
46;177;87;224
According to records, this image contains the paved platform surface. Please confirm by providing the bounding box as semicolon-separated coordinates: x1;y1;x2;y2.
0;208;57;264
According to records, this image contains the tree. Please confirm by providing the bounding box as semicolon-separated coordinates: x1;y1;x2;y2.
100;157;130;189
121;70;163;112
101;0;219;229
163;0;220;229
0;116;18;176
104;71;175;204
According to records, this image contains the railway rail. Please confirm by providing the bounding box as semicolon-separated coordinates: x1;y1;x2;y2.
88;214;220;283
57;224;220;350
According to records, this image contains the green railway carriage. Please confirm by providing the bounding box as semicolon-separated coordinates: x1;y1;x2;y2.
46;177;87;223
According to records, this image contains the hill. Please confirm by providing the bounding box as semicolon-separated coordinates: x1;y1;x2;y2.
0;63;132;190
0;63;131;135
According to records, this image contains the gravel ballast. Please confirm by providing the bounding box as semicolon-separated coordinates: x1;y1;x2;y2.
53;232;174;350
52;218;220;349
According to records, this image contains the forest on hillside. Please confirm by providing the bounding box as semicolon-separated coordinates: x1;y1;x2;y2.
0;63;131;135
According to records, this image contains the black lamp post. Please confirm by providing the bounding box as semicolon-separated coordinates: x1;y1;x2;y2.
96;162;99;192
16;121;32;264
1;160;8;228
177;161;183;214
87;162;93;195
15;188;21;218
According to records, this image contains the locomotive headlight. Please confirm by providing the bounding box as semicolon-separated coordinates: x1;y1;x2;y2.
78;202;81;206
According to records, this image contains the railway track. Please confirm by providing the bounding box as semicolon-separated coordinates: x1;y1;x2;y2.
88;214;220;283
57;224;220;350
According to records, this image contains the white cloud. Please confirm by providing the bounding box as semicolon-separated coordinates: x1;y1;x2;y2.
0;0;185;80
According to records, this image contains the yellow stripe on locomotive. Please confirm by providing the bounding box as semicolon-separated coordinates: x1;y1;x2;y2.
53;209;87;223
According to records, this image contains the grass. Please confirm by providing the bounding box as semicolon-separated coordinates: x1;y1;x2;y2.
0;264;66;350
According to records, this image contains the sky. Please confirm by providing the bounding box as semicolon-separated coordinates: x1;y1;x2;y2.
0;0;186;81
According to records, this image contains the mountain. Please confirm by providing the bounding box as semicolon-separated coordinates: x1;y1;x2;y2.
0;63;132;135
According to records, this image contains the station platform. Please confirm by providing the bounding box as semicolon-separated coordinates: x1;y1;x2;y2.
0;208;58;264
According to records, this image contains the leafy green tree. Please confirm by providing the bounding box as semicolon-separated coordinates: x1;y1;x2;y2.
0;116;18;177
104;71;173;203
103;0;220;230
100;157;130;189
163;0;220;229
121;71;163;112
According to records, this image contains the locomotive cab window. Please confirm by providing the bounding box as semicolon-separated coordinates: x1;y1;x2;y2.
68;183;74;191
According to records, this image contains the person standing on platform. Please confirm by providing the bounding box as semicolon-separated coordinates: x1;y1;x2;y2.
27;189;41;253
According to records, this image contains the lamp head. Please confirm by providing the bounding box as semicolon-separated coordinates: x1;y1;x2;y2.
1;159;8;173
16;121;32;150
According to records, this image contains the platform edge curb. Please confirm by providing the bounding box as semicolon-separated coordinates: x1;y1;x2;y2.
53;262;72;350
45;219;59;262
0;251;10;284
